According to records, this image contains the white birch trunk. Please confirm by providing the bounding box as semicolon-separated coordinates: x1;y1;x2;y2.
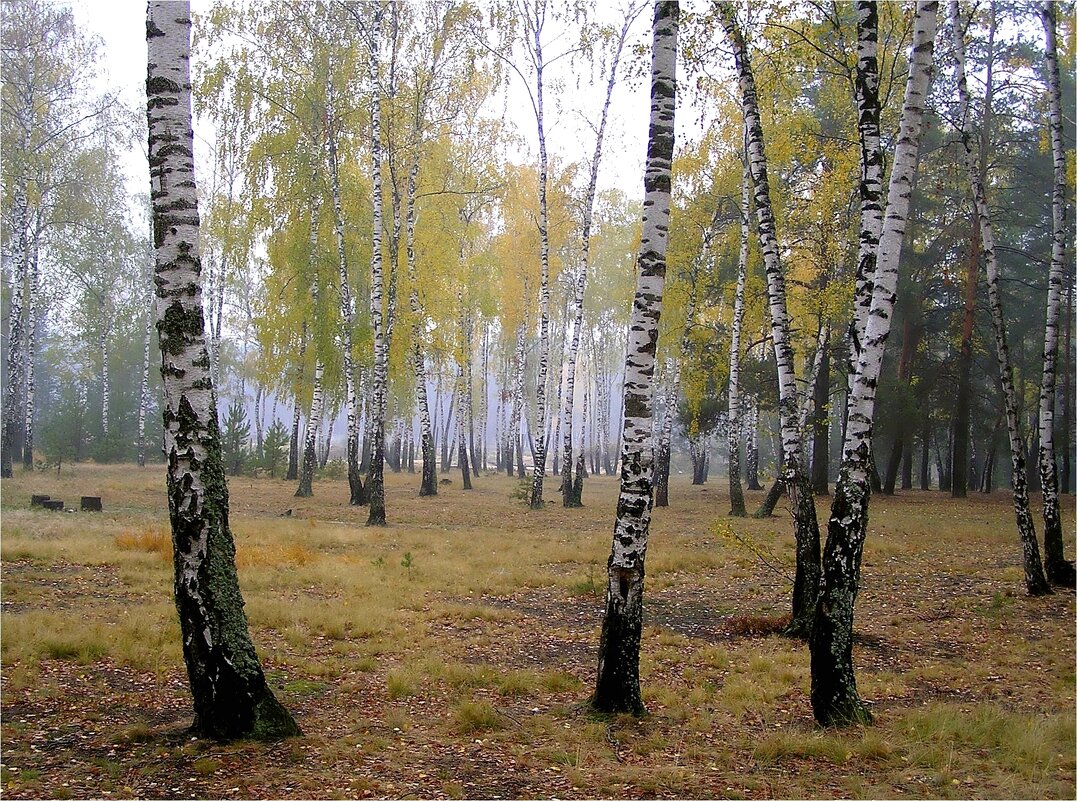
810;0;940;727
719;2;820;637
365;4;389;526
146;1;297;739
295;183;324;497
948;0;1050;594
22;232;38;469
529;3;553;509
592;0;677;716
728;158;750;515
1037;1;1074;586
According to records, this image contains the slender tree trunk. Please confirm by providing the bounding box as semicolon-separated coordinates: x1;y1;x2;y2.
811;343;831;495
950;0;1050;595
654;369;674;507
1061;283;1073;493
137;264;154;468
720;3;820;638
563;10;635;507
509;324;526;477
1037;1;1074;586
364;4;388;526
146;1;298;740
746;397;762;490
22;235;38;469
327;96;364;506
479;324;489;472
296;196;324;499
528;7;553;511
810;0;938;727
457;371;472;490
296;360;325;497
99;316;111;438
728;158;750;515
1;165;29;478
592;0;677;715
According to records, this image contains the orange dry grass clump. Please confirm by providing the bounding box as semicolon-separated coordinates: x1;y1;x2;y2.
114;527;171;558
235;542;313;568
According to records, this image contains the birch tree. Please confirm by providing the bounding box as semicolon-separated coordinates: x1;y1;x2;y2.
718;3;821;639
947;0;1051;596
810;0;939;727
727;156;750;517
591;0;677;716
146;0;298;740
1037;1;1075;588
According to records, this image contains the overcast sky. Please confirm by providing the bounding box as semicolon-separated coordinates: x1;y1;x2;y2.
68;0;705;205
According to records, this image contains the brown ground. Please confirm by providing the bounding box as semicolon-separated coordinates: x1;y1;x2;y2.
1;464;1074;799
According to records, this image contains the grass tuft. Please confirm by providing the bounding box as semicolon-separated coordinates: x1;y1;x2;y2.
452;700;504;733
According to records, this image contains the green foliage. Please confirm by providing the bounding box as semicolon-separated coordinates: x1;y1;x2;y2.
221;400;251;477
260;419;289;478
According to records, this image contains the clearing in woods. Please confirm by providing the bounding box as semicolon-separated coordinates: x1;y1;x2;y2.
0;464;1074;799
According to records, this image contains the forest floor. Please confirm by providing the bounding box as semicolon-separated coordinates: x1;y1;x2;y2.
0;464;1074;799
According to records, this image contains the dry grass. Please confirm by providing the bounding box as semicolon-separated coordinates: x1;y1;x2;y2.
0;463;1074;799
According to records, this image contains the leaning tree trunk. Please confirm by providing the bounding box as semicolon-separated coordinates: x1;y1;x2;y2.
146;1;298;740
1037;1;1075;587
365;4;389;527
592;0;677;716
810;0;938;728
728;156;750;516
949;0;1050;595
720;3;820;638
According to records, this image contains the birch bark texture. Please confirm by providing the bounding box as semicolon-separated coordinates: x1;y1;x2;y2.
948;0;1050;595
1037;1;1075;587
591;0;677;716
362;3;389;526
727;155;750;517
810;0;938;727
718;2;820;639
146;1;298;740
528;0;553;510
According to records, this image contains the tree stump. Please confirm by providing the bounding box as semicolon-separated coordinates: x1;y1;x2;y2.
42;500;64;511
31;494;50;507
80;496;103;512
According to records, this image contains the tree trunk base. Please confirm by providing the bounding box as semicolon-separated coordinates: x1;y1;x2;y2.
1046;559;1076;588
591;594;646;716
